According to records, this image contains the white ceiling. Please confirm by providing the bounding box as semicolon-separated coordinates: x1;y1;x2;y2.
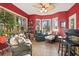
13;3;75;15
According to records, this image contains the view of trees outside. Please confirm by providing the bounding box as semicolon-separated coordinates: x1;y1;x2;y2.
42;19;51;34
36;19;41;32
70;18;75;29
0;8;28;36
69;14;76;29
52;18;58;32
0;8;15;35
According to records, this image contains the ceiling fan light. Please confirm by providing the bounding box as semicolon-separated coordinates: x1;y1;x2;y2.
34;3;55;13
40;10;43;13
41;8;45;11
44;9;47;12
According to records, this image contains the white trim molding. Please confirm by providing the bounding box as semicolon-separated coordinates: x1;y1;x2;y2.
0;6;27;19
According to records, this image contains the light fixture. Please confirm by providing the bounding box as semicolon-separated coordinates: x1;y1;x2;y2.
40;7;48;13
44;9;48;12
40;10;43;13
34;3;55;13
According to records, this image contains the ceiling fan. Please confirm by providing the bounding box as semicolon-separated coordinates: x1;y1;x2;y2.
33;3;55;13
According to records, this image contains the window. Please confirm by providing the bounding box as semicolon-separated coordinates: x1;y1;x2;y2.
17;16;28;32
42;19;51;34
52;17;58;32
36;19;41;32
69;13;76;29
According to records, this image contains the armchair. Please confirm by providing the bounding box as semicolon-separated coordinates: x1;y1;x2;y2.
35;31;46;41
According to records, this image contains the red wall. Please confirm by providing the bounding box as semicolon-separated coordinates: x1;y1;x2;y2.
29;11;68;31
29;3;79;31
0;3;79;30
67;3;79;29
28;15;36;30
0;3;29;18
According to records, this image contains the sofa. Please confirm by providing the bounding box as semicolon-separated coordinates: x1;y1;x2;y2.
66;29;79;37
7;34;32;56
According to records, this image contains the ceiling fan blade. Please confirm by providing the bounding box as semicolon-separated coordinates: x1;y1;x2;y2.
33;3;55;12
44;3;55;9
47;6;54;10
45;3;50;7
33;4;42;8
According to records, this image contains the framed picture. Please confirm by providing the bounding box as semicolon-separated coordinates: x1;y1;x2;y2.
60;21;66;28
69;13;76;29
